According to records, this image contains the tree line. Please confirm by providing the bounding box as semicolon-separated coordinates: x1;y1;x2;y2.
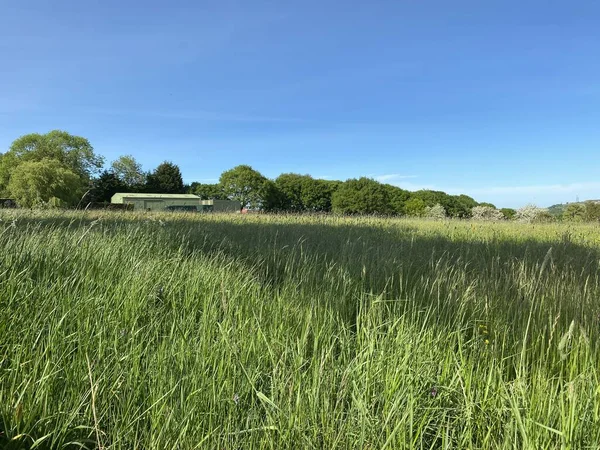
0;130;495;217
2;130;597;221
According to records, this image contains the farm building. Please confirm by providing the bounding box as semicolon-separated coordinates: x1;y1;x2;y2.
111;193;240;212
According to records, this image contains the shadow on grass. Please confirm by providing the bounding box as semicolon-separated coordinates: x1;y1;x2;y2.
4;212;600;340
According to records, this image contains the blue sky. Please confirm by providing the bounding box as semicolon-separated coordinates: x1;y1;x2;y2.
1;0;599;208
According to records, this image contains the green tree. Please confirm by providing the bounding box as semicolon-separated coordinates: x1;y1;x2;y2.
584;201;600;222
478;202;497;209
563;203;586;222
404;197;427;217
412;190;469;218
147;161;184;193
456;194;478;210
190;182;226;199
424;203;447;219
87;171;127;204
275;173;307;211
331;177;392;215
260;180;286;212
0;130;103;194
301;178;336;212
275;174;337;212
219;165;268;209
500;208;517;220
383;184;411;215
8;159;83;207
110;155;146;189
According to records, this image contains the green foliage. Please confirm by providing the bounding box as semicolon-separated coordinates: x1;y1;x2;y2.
534;210;555;223
275;174;337;212
0;130;103;195
383;184;411;215
563;203;586;222
424;203;447;219
301;178;335;212
7;159;83;207
260;180;287;212
146;161;184;193
2;212;600;448
583;201;600;222
404;197;427;217
275;173;307;211
500;208;517;220
190;182;226;200
331;177;393;214
87;170;127;204
471;206;504;221
219;165;268;209
110;155;146;188
548;203;567;217
411;190;471;218
456;194;478;210
477;202;496;209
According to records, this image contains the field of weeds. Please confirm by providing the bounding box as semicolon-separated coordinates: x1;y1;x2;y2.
1;210;600;449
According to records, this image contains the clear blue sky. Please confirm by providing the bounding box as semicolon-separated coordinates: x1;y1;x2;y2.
2;1;599;208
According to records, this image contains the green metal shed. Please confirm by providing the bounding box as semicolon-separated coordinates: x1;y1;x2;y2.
111;193;202;211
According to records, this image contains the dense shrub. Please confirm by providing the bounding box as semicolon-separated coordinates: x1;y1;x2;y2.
424;203;446;220
471;206;504;221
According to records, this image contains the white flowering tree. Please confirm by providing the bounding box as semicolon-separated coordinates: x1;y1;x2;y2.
424;203;447;220
471;206;504;221
516;204;550;223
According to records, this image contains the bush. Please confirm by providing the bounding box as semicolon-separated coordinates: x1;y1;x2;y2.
500;208;517;220
471;206;504;221
424;203;446;220
516;204;550;223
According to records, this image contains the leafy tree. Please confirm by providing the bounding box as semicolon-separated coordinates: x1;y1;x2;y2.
383;184;411;215
456;194;478;210
500;208;517;220
147;161;184;193
424;203;447;220
584;201;600;222
219;165;268;209
87;171;127;203
404;197;427;217
275;173;307;211
562;203;586;222
301;178;336;212
516;204;550;223
331;177;392;215
0;130;103;195
260;180;287;212
8;159;83;207
471;206;504;221
547;203;566;217
478;202;497;209
411;190;469;218
190;182;226;199
110;155;147;189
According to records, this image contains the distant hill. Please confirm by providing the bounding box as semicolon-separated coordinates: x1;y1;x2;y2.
548;200;600;217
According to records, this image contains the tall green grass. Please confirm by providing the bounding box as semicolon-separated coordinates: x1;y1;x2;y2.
1;210;599;449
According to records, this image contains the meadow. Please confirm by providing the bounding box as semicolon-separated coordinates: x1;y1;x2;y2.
1;210;600;449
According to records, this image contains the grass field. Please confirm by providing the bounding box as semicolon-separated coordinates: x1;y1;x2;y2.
1;210;600;449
